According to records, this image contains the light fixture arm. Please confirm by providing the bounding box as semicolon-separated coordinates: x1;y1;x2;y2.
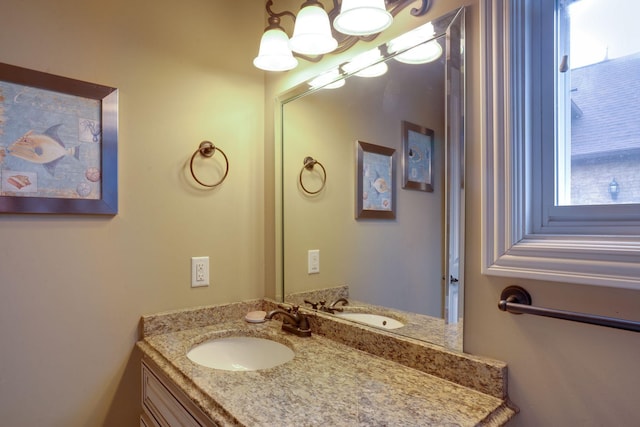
265;0;296;24
408;0;432;16
264;0;432;62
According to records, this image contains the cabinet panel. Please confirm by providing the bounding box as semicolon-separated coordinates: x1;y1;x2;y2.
142;360;215;427
140;412;155;427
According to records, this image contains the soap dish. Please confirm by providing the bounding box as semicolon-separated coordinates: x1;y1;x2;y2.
245;310;267;323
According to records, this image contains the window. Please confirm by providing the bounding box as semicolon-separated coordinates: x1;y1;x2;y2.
481;0;640;289
556;0;640;207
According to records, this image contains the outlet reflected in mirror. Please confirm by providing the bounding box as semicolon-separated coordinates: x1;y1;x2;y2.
277;8;465;351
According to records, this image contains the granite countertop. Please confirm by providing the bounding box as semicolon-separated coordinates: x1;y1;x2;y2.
318;300;463;349
285;286;462;349
138;300;516;426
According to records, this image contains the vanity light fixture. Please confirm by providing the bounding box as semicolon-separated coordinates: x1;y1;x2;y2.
387;22;443;64
333;0;393;36
254;0;433;72
253;15;299;71
289;0;338;55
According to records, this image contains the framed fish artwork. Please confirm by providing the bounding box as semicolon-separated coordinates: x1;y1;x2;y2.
0;62;118;214
356;140;396;219
401;120;434;192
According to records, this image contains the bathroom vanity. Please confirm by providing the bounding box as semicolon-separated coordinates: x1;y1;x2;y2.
137;300;516;426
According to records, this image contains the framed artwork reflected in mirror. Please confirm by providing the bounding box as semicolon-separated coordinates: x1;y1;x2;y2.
401;120;434;192
356;140;396;219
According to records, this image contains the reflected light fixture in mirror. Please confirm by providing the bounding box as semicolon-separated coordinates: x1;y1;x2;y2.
342;47;388;77
309;68;345;89
333;0;393;36
253;0;433;72
387;22;443;64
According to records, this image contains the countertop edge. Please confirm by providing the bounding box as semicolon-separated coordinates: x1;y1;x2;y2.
479;400;519;426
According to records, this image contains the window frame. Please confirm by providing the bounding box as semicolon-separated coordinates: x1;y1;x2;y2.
480;0;640;289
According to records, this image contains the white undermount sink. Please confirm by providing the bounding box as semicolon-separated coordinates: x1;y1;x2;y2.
335;312;404;329
187;336;294;371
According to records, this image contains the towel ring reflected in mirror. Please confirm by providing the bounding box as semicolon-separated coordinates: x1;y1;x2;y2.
299;156;326;195
189;141;229;188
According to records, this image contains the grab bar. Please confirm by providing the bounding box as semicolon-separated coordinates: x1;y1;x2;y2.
498;286;640;333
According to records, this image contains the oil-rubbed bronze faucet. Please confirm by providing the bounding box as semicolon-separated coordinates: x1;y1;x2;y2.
327;297;349;313
303;298;349;314
265;305;311;337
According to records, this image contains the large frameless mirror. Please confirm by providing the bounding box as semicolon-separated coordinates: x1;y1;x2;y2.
277;7;465;351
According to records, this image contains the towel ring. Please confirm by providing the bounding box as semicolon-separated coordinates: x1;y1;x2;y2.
190;141;229;188
299;156;326;195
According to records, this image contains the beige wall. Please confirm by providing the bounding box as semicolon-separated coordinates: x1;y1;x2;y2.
0;0;265;425
1;1;639;426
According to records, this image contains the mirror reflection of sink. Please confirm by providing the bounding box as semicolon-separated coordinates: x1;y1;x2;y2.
187;336;294;371
334;313;404;330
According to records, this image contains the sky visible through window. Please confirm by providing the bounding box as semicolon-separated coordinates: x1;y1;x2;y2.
568;0;640;68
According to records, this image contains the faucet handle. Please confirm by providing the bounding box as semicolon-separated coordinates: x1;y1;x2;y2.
303;299;319;309
290;305;300;314
277;304;292;313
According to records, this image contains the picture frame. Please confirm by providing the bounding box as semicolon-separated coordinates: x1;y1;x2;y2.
401;120;434;192
0;62;118;214
356;140;396;219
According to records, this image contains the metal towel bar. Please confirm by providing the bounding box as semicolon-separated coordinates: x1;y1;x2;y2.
498;286;640;333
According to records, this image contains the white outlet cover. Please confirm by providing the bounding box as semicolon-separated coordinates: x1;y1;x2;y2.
191;256;209;287
308;249;320;274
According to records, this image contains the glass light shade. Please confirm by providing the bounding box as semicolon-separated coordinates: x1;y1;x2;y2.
333;0;393;36
253;28;298;72
309;68;345;89
387;22;443;64
290;4;338;55
342;48;388;77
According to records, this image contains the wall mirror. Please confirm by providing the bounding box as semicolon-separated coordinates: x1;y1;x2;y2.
277;7;465;351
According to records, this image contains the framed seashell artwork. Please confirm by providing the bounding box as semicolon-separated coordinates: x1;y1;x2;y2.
356;140;395;219
401;120;434;192
0;62;118;214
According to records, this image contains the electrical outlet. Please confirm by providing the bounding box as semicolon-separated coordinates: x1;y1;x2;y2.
191;256;209;287
308;249;320;274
